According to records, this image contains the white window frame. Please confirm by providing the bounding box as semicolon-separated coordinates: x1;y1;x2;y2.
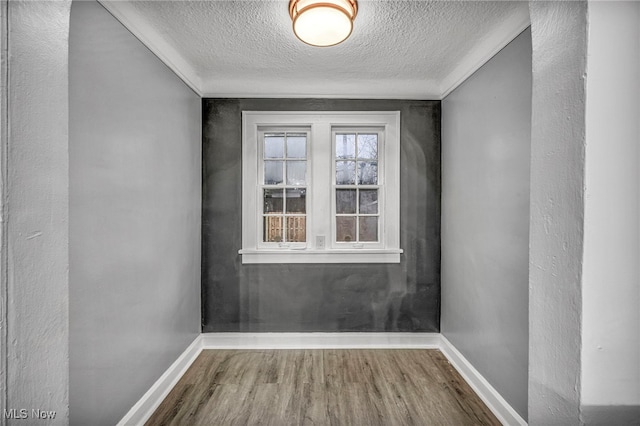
257;127;311;250
332;127;385;250
240;111;402;264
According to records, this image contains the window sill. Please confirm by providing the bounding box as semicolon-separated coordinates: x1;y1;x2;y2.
238;249;403;264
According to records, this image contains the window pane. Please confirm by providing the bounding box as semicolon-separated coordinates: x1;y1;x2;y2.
336;161;356;185
357;134;378;159
359;189;378;214
285;188;306;213
335;134;355;159
336;216;356;242
264;161;283;185
286;135;306;158
263;216;283;242
286;161;306;185
336;189;356;214
359;217;378;242
263;189;283;213
264;135;284;158
358;161;378;185
286;216;306;242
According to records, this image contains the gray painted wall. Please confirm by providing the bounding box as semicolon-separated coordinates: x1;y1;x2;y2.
5;1;72;424
69;2;201;425
582;1;640;422
1;3;6;420
202;99;440;332
528;2;588;423
441;29;531;420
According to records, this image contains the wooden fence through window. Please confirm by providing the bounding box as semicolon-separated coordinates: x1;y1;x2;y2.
264;216;306;242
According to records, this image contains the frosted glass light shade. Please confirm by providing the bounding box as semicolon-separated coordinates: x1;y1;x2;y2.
289;0;358;47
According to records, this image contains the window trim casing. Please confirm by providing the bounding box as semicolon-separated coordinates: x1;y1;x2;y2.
240;111;402;264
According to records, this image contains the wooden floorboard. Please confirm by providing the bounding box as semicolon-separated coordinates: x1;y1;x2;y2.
146;349;501;426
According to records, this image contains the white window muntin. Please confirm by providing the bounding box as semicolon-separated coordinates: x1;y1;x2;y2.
331;127;385;249
241;111;401;264
257;127;311;249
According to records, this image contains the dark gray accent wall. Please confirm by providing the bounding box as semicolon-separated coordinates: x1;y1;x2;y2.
70;1;201;425
202;99;440;332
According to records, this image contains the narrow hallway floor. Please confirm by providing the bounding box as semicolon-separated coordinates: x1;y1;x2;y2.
147;349;500;425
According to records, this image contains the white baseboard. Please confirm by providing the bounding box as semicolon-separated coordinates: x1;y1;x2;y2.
200;332;440;349
117;335;203;426
439;335;527;426
118;333;526;426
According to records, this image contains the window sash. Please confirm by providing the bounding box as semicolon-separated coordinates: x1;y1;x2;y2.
257;128;310;249
332;128;385;249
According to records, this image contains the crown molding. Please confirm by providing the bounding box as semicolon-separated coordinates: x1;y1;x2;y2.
97;1;528;101
200;92;441;100
98;0;203;97
440;11;530;99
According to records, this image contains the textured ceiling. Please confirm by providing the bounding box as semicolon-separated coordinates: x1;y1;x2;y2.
101;0;530;99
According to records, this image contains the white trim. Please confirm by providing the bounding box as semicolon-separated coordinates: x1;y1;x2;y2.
118;333;527;426
97;0;203;96
238;249;402;264
439;335;528;426
117;335;203;426
241;111;401;264
201;332;440;350
440;17;530;99
201;92;440;100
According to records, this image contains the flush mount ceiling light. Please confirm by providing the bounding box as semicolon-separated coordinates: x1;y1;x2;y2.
289;0;358;47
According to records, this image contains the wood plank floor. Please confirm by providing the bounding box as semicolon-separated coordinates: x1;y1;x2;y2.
146;349;501;426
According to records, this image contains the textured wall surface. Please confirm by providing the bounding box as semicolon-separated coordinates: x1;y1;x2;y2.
69;2;201;425
528;2;588;424
441;29;531;421
202;98;440;332
582;0;640;420
0;3;5;420
5;1;71;424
